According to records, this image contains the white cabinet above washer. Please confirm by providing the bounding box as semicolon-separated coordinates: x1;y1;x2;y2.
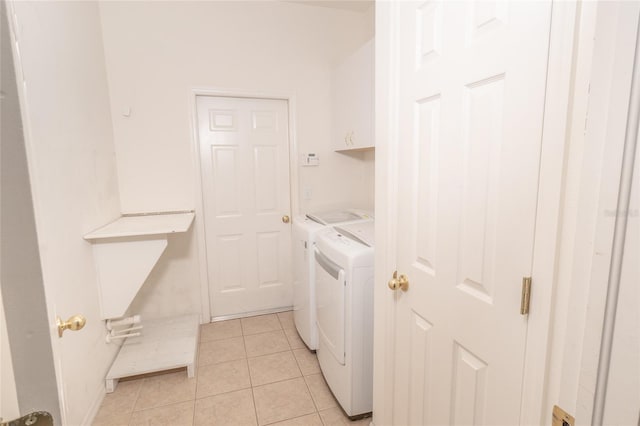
332;39;374;152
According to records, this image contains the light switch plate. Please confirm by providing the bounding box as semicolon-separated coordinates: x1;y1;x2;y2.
552;405;575;426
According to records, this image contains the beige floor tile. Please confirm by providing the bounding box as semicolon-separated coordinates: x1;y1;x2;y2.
318;407;372;425
241;314;282;335
244;330;290;357
292;348;321;375
276;311;295;330
94;379;142;420
304;373;338;411
196;358;251;399
193;388;257;426
200;319;242;342
284;328;306;350
92;410;131;426
252;377;316;425
198;336;246;366
268;412;323;426
134;371;196;411
129;400;194;426
248;350;301;386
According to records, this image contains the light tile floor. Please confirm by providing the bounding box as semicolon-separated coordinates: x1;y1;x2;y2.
93;311;371;426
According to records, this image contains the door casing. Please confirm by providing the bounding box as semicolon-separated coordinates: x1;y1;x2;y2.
373;1;584;424
189;88;299;322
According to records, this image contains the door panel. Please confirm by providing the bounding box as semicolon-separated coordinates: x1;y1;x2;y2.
407;312;432;425
391;1;552;424
254;146;279;213
256;231;282;287
197;96;292;317
457;76;504;304
217;234;243;292
212;148;241;216
412;96;439;276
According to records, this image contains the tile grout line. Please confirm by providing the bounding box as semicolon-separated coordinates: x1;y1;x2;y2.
247;359;260;425
129;375;145;414
241;333;260;426
128;398;196;421
130;378;144;424
247;320;307;426
302;372;322;414
242;327;284;337
241;313;284;337
138;314;321;425
246;347;294;361
130;391;197;412
250;372;319;425
194;345;203;409
197;337;246;368
190;398;196;426
193;361;320;402
291;348;325;422
198;318;242;343
243;365;319;391
98;316;301;425
262;411;321;426
250;386;260;425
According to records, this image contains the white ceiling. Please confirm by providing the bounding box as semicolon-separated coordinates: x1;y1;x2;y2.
285;0;373;13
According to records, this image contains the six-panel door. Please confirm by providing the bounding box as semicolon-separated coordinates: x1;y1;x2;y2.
390;1;552;424
197;96;292;318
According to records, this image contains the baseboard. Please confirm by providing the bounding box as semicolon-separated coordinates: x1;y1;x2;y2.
210;306;293;322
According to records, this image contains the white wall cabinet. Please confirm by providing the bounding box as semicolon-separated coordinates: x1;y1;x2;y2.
332;38;374;152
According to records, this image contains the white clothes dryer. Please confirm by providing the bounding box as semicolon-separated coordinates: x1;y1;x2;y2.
292;210;372;350
314;221;374;417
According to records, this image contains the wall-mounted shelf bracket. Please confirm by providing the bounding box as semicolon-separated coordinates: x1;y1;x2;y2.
84;212;194;319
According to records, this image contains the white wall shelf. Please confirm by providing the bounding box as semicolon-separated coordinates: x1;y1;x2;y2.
84;212;198;392
84;212;194;319
84;212;195;239
105;315;199;393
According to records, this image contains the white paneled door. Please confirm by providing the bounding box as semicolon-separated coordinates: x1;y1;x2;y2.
388;1;552;424
197;96;292;318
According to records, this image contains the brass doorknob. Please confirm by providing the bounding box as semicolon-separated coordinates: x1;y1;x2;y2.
282;215;290;224
56;314;86;338
388;271;409;292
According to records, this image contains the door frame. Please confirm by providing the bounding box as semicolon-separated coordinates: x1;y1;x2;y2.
557;3;640;422
373;2;584;424
188;88;299;322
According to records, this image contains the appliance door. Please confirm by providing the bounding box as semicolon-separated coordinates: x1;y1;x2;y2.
314;247;345;365
292;222;312;347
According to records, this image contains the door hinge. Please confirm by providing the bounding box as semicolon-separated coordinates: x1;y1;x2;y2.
520;277;532;315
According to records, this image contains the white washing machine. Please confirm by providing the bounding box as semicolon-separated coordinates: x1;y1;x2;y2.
314;221;374;417
292;210;373;350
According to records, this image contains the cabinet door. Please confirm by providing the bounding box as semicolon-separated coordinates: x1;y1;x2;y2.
332;39;374;151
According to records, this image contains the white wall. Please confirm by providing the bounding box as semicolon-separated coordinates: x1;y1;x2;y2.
6;1;122;424
100;0;373;214
99;1;375;319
